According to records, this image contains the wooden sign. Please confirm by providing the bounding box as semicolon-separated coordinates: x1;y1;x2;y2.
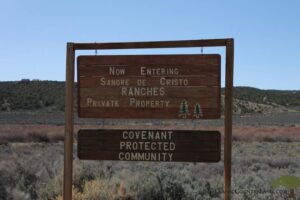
77;54;221;119
78;129;221;162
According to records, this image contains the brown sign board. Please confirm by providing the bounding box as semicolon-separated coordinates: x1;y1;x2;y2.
77;54;221;119
78;129;221;162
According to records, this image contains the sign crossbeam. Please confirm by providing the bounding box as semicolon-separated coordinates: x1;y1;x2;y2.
64;38;234;200
73;39;229;50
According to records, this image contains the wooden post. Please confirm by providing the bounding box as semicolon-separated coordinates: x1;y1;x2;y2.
224;39;234;200
64;43;75;200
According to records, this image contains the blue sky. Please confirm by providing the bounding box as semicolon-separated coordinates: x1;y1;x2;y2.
0;0;299;90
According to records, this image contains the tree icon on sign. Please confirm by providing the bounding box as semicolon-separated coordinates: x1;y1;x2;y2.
178;100;190;118
193;103;203;118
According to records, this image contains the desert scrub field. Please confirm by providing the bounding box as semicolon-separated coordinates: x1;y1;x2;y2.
0;142;299;200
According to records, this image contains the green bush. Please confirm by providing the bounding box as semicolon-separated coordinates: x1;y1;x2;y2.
0;173;7;200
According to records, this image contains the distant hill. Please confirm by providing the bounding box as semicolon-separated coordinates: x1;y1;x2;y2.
0;81;65;112
0;81;299;114
221;87;300;114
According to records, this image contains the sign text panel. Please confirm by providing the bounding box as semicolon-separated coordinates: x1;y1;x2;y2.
77;55;221;119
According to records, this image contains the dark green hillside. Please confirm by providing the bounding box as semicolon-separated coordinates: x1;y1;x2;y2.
0;81;299;113
0;81;65;111
228;87;300;107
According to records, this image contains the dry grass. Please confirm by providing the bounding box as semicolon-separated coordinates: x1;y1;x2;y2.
0;124;299;144
1;142;300;199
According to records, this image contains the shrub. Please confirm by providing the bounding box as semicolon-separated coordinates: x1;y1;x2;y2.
128;173;163;200
16;166;38;199
28;132;50;143
73;165;96;192
55;180;134;200
164;180;185;200
0;173;7;200
36;177;62;200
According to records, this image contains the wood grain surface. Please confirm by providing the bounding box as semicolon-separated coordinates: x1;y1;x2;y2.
77;54;221;119
78;129;221;162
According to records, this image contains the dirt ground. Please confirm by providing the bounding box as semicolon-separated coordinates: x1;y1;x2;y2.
0;123;299;144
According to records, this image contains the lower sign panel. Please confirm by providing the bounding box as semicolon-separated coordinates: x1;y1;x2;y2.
78;129;221;162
